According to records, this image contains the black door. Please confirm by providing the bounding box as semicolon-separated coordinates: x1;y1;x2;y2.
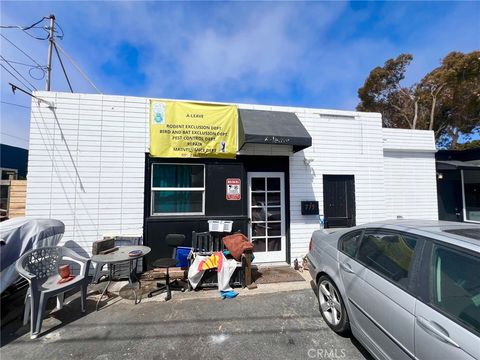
437;170;463;222
323;175;355;228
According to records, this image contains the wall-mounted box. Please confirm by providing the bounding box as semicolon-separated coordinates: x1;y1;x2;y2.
301;201;319;215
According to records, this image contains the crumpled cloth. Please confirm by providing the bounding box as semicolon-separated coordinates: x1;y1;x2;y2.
188;252;238;291
220;290;238;299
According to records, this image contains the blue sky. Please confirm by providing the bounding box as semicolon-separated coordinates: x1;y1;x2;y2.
1;1;479;149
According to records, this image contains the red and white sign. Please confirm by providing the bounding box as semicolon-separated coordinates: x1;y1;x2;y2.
226;178;241;200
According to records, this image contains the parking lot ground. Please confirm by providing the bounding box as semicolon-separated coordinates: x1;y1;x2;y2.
1;287;371;360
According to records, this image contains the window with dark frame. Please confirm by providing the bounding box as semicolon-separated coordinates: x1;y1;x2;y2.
339;230;363;258
356;231;417;288
151;163;205;215
431;245;480;335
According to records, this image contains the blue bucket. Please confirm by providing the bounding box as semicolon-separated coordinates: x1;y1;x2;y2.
176;247;192;268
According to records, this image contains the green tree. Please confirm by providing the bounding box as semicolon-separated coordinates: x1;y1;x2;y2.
357;51;480;149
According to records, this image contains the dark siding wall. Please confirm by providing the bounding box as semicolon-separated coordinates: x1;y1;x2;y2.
437;170;463;222
0;144;28;179
144;155;290;267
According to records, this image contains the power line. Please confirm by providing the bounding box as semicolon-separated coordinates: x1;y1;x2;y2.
1;63;34;92
0;101;30;109
53;42;73;92
0;56;38;91
0;132;29;142
56;43;101;93
0;58;45;69
0;17;50;40
0;34;44;68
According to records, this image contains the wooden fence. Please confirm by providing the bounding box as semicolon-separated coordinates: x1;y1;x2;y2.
8;180;27;218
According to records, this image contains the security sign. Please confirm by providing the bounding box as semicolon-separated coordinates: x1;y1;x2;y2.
226;178;241;200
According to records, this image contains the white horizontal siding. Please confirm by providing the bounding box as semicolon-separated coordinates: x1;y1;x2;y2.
288;112;387;264
26;91;436;265
384;151;438;221
382;128;436;152
26;92;148;256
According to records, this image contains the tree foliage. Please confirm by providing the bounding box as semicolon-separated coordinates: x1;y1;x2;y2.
357;51;480;149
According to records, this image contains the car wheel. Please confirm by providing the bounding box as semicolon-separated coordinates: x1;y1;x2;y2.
317;275;350;335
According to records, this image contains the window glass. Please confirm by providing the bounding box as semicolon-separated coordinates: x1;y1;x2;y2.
432;246;480;334
152;164;204;188
357;232;417;287
340;231;363;257
151;164;204;215
463;170;480;222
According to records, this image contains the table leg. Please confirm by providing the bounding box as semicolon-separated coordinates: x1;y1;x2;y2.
129;259;140;305
96;265;113;311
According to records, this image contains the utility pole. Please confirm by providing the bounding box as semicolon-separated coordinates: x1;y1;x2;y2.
45;14;55;91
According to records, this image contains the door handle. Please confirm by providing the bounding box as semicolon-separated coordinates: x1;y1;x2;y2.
340;262;355;274
416;316;460;348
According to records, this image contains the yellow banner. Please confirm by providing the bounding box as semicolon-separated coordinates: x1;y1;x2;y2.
150;100;238;158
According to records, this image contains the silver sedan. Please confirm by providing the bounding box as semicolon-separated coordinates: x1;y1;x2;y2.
306;220;480;360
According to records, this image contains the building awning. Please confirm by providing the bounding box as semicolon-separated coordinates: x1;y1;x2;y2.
436;160;480;170
238;109;312;153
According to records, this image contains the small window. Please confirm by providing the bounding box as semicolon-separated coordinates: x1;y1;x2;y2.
339;231;363;257
151;164;205;215
431;246;480;334
357;231;417;287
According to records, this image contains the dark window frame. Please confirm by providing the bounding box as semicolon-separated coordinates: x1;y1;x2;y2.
150;163;206;216
421;240;480;337
353;228;426;297
338;229;364;258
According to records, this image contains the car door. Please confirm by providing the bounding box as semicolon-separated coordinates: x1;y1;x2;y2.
337;231;372;338
354;230;421;360
415;243;480;360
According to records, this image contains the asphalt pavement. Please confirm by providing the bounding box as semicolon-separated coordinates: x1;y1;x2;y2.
1;287;371;360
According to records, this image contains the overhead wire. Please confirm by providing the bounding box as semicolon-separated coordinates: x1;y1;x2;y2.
1;63;34;92
55;43;101;93
0;100;30;109
0;56;38;90
53;42;73;92
0;17;50;40
0;132;29;142
0;34;44;68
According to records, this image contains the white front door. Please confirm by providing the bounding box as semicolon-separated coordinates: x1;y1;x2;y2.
248;172;286;263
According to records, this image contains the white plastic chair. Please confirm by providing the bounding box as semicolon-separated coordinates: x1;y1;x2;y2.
15;246;91;339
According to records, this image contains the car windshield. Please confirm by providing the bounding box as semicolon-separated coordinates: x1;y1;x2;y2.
443;228;480;240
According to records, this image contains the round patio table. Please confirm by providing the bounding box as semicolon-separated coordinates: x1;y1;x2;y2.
91;245;151;310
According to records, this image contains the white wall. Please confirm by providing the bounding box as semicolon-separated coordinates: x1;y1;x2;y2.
287;111;388;263
27;92;148;256
26;92;437;264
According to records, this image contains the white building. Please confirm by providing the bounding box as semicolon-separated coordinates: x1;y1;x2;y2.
26;91;438;265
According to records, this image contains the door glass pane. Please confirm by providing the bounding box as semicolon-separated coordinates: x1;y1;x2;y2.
267;178;280;191
252;178;265;191
253;238;266;252
252;208;265;222
252;193;265;206
267;207;281;221
267;192;280;206
432;246;480;334
357;232;417;287
153;191;203;213
268;222;281;236
252;223;267;236
268;237;281;251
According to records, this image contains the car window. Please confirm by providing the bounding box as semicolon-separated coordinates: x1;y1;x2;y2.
431;245;480;335
357;231;417;288
339;230;363;257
